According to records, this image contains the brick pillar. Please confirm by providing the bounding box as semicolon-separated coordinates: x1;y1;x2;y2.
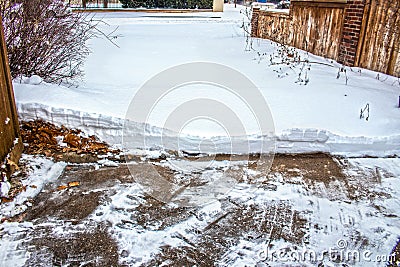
338;0;366;66
251;7;260;38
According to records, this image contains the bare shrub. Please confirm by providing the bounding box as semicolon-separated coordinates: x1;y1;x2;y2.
0;0;118;83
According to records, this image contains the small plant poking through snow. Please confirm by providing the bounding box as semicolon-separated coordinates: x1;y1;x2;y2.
265;42;312;85
240;5;313;85
240;6;253;51
360;103;370;121
0;0;119;84
337;66;349;85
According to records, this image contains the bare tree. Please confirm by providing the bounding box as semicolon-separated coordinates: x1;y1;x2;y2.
0;0;119;84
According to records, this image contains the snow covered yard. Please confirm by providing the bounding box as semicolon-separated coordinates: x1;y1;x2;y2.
12;4;400;156
1;3;400;267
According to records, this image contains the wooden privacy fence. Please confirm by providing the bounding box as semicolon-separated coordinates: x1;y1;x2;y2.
251;0;400;77
358;0;400;76
0;14;22;176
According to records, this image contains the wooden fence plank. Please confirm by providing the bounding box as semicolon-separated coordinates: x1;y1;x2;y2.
257;2;345;60
0;14;23;175
356;0;399;76
254;0;399;77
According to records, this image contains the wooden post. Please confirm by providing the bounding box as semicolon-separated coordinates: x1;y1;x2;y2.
354;0;371;67
0;15;23;177
82;0;87;8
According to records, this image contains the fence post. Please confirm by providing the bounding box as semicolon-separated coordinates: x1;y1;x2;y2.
0;14;23;177
104;0;108;8
82;0;87;8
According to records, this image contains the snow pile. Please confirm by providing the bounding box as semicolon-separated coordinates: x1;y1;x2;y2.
0;181;11;198
14;75;43;85
0;221;33;266
0;155;66;220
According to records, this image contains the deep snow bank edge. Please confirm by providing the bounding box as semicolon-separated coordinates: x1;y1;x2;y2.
17;103;400;157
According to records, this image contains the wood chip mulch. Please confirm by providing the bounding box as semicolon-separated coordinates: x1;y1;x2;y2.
20;120;119;158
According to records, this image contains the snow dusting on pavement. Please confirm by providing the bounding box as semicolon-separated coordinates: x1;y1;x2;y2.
0;154;399;266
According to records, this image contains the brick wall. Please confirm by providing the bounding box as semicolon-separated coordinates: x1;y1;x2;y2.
338;0;366;66
251;7;260;37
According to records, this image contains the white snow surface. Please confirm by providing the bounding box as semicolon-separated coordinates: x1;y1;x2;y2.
0;155;66;220
13;4;400;156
